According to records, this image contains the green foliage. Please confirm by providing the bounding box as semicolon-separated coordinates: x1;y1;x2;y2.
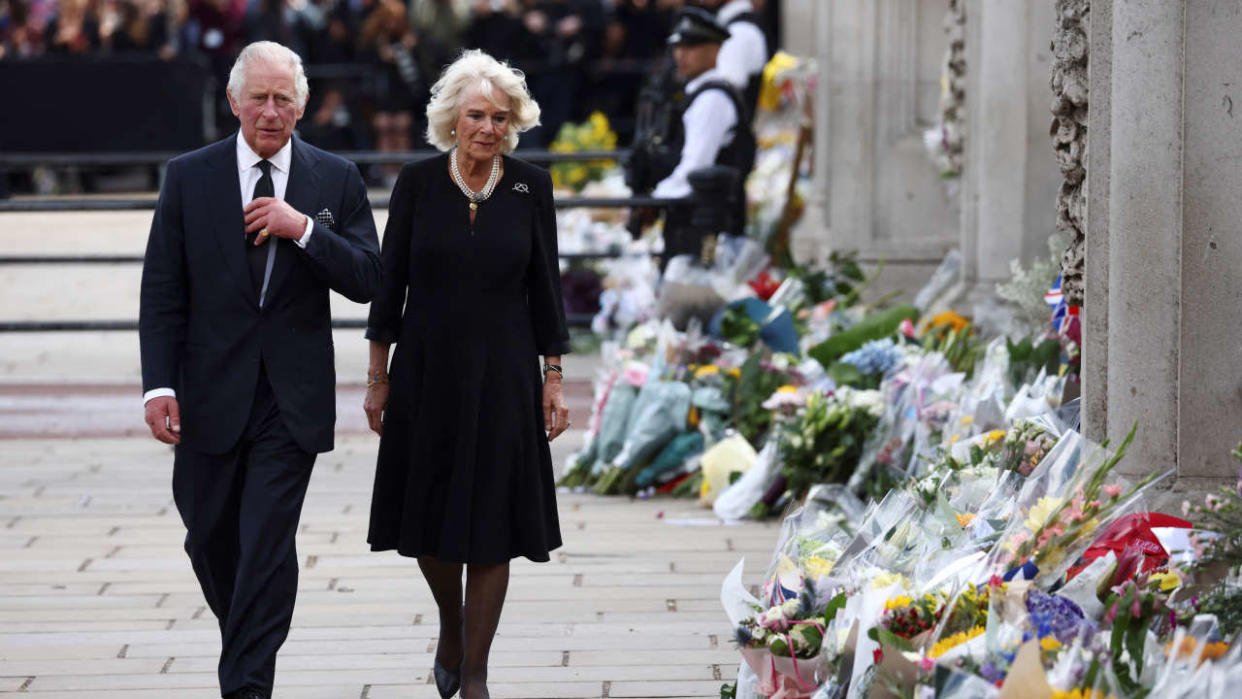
726;354;794;446
809;305;920;370
779;393;881;499
719;305;761;349
1007;335;1062;387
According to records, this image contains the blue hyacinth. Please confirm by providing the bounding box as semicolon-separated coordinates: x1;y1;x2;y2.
840;338;904;376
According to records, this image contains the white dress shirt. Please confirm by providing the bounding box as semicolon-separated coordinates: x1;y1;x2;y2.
652;68;739;199
142;134;315;406
716;0;769;92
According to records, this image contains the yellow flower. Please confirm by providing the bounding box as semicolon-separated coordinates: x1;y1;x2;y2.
1050;690;1115;699
694;364;721;379
871;572;907;590
804;556;835;580
726;367;742;380
960;415;975;426
928;626;985;658
1165;637;1231;665
775;384;799;394
1149;571;1181;592
928;310;970;333
986;429;1007;445
1024;496;1064;533
884;595;914;611
956;513;976;528
1040;636;1063;652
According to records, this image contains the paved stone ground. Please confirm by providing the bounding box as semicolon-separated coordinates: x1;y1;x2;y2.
0;210;779;698
0;434;776;698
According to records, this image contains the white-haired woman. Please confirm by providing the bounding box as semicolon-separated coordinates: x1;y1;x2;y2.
362;49;571;699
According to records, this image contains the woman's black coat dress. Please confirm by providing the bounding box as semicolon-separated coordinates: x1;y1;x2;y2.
366;153;571;563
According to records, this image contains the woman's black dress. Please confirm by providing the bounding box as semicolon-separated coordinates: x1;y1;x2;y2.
366;154;570;564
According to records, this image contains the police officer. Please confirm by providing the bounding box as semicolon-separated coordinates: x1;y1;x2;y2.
692;0;770;123
650;8;755;267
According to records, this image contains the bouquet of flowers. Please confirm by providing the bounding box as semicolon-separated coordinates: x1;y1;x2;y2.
777;387;885;501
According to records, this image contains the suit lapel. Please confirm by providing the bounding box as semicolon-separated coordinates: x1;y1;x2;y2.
204;136;257;307
266;136;320;302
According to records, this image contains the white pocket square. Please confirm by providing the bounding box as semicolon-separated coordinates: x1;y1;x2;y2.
315;209;335;230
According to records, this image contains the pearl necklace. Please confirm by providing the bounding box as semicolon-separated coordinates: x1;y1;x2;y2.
450;147;500;211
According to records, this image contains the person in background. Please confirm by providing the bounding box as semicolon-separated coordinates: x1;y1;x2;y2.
45;0;101;54
358;0;427;181
0;0;46;59
649;7;753;266
463;0;522;61
691;0;767;123
410;0;469;76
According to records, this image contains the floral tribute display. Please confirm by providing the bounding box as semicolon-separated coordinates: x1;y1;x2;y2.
558;53;1240;699
564;247;1242;696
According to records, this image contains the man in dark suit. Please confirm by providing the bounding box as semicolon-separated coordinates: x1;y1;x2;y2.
139;40;381;699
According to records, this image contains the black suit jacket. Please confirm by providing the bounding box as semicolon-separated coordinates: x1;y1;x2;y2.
139;134;381;455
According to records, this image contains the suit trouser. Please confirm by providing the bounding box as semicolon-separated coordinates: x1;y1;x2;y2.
172;368;315;697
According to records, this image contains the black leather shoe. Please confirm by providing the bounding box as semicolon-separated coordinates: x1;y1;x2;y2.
433;661;461;698
226;689;266;699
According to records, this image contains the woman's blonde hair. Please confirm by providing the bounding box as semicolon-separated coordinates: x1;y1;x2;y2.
425;49;541;154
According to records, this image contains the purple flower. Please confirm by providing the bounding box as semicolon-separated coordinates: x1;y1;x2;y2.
1026;591;1088;644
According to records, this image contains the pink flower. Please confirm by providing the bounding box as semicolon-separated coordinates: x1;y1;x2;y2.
1103;484;1123;499
1131;598;1142;617
918;657;935;672
1182;500;1192;517
1104;603;1119;624
1089;500;1102;509
1045;524;1065;538
899;318;916;338
1024;441;1040;457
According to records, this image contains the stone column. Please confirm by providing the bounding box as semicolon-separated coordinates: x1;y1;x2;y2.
959;0;1059;295
1100;0;1183;476
1084;0;1242;488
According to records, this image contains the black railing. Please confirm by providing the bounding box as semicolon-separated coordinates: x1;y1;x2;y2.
0;149;628;169
0;194;675;212
0;147;672;331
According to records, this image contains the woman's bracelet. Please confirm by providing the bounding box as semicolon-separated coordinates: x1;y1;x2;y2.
367;370;388;387
543;363;563;378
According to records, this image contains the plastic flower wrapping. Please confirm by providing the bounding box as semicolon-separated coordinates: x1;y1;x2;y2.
553;209;1240;696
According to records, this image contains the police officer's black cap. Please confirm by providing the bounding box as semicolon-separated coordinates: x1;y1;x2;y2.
667;7;730;47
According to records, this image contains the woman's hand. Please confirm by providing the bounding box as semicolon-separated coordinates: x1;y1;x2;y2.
364;382;389;436
543;376;570;442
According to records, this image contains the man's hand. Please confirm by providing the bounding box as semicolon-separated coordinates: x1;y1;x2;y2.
144;396;182;445
244;198;308;245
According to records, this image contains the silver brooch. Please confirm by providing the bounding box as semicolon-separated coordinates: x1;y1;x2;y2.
512;182;530;194
315;208;335;230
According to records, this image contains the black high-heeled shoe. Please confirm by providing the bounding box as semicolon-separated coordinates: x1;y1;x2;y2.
432;660;461;698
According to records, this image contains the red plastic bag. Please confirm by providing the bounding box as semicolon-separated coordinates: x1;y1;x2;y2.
1066;512;1192;581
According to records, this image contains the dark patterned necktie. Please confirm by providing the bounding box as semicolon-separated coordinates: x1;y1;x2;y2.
247;160;274;298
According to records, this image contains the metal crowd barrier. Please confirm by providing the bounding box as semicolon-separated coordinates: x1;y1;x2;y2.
0;148;672;332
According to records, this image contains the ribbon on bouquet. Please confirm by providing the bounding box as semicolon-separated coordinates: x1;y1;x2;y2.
761;618;827;696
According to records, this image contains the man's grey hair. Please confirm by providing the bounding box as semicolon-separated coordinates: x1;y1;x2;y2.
425;49;541;154
227;41;310;109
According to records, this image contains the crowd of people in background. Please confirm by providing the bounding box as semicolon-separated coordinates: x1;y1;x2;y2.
1;0;777;179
